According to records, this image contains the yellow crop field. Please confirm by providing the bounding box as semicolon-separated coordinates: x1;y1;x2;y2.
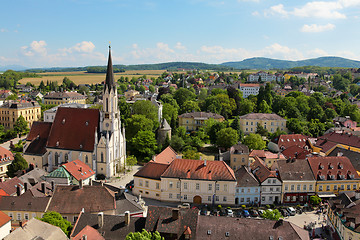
19;70;166;86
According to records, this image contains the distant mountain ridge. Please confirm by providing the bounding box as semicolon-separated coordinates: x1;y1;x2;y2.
0;65;27;71
221;56;360;70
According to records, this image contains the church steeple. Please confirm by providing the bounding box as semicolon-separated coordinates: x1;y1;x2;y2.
104;45;115;93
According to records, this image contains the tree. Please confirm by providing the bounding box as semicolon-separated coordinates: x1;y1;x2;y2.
255;123;269;137
310;195;322;205
170;135;185;152
7;152;28;177
126;155;137;170
14;115;29;136
130;131;157;162
257;100;272;113
132;100;158;126
126;115;154;140
126;229;164;240
243;133;266;150
180;100;200;114
173;88;196;108
216;128;238;149
39;211;73;236
261;209;282;221
182;149;201;160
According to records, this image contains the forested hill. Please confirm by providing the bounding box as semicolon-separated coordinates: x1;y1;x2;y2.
221;57;360;70
26;62;233;73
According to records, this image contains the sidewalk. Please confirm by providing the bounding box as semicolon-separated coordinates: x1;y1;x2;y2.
0;136;23;150
107;165;142;187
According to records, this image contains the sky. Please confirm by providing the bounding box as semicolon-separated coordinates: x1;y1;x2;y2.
1;0;360;68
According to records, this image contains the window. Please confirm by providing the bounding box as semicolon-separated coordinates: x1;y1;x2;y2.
267;179;271;184
341;185;345;190
208;196;212;202
24;213;29;220
291;196;296;202
247;188;251;193
297;185;301;191
32;213;36;219
285;185;288;191
276;187;280;192
177;194;181;199
184;182;188;189
240;198;244;202
215;196;219;201
272;179;276;184
85;155;88;163
326;185;330;191
255;188;258;193
309;185;313;191
233;158;236;162
242;157;245;163
303;185;307;191
177;182;180;188
74;216;78;222
169;193;173;199
17;213;21;220
169;182;173;188
347;185;351;190
101;152;104;163
54;152;59;166
156;183;160;189
319;185;323;191
334;185;338;190
254;197;258;202
9;213;13;220
63;216;67;220
291;185;294;191
241;188;245;193
139;180;143;186
224;184;227;192
184;195;188;200
145;181;149;187
246;197;250;202
65;153;69;162
216;184;219;191
208;184;212;191
262;197;265;201
156;194;160;197
353;184;357;190
223;196;227;202
270;187;273;191
269;196;273;201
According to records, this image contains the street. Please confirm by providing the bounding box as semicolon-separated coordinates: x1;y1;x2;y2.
0;136;23;150
107;165;142;188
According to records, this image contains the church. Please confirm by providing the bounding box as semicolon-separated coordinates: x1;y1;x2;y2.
23;47;126;178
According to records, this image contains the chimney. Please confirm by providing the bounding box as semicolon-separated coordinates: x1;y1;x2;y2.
125;211;130;226
51;180;55;192
89;179;93;186
16;185;21;196
79;179;83;189
337;151;343;157
355;190;360;200
98;212;104;228
24;182;28;192
29;164;34;171
172;208;179;220
204;160;207;166
79;167;82;172
41;182;46;193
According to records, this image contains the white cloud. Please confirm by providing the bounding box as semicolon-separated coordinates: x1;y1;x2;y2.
301;23;336;32
21;40;47;57
265;0;360;19
307;48;329;57
175;42;187;50
1;28;8;32
252;11;260;16
156;42;174;53
72;41;95;53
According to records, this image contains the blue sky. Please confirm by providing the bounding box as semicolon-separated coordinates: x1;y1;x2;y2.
1;0;360;68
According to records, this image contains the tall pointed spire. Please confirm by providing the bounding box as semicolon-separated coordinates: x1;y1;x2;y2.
105;45;115;93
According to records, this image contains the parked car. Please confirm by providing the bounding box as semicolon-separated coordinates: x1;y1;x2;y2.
125;180;134;190
258;209;265;216
280;209;289;217
250;209;259;217
219;209;227;216
287;207;296;216
242;210;250;218
226;209;234;217
235;210;243;218
210;210;219;216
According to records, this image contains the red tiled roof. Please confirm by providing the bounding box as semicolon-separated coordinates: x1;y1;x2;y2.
0;189;9;197
239;83;260;87
249;150;266;158
278;134;309;149
134;162;169;180
48;185;115;214
47;107;100;152
0;177;24;196
152;146;178;165
281;145;311;159
25;121;52;155
250;156;275;183
315;132;360;153
0;210;11;227
72;225;105;240
264;151;286;160
62;159;95;181
307;156;360;181
161;159;236;181
0;146;14;162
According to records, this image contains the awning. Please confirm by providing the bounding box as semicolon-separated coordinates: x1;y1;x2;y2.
317;193;336;198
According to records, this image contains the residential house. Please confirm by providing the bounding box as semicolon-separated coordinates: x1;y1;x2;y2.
249;149;286;168
239;83;260;98
333;116;357;129
45;159;96;185
43;91;86;105
248;71;283;82
239;113;287;135
313;132;360;155
327;191;360;240
234;166;260;205
0;177;24;196
47;185;116;223
18;167;47;188
196;216;309;240
151;146;178;165
276;134;310;151
275;159;316;204
124;90;140;100
328;146;360;172
28;91;43;100
281;145;311;160
0;146;14;177
0;101;41;129
71;225;105;240
4;218;68;240
0;211;11;239
251;157;282;205
307;156;360;198
71;211;145;240
178;112;225;131
145;206;198;240
229;143;249;171
0;90;14;101
134;159;236;205
0;193;50;225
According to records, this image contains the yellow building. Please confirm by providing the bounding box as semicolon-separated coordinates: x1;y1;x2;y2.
43;91;86;105
124;90;140;99
0;146;14;177
0;101;41;129
239;113;287;135
178;111;224;131
229;143;250;171
307;156;360;197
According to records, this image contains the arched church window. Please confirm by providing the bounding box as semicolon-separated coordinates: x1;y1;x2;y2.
101;152;104;163
64;154;69;162
106;99;108;112
55;152;59;166
85;155;88;163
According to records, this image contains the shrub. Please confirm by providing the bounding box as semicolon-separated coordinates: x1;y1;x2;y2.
266;204;271;209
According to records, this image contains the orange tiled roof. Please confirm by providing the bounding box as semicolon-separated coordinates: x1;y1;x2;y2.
152;146;178;165
62;159;95;181
0;210;11;227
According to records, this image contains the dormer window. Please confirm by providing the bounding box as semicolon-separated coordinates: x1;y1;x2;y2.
329;164;333;169
319;164;324;169
338;164;343;169
56;141;59;147
339;174;345;179
62;118;66;124
349;174;355;179
319;175;325;180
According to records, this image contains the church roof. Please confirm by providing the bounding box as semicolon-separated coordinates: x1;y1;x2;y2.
47;107;100;152
104;46;116;93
